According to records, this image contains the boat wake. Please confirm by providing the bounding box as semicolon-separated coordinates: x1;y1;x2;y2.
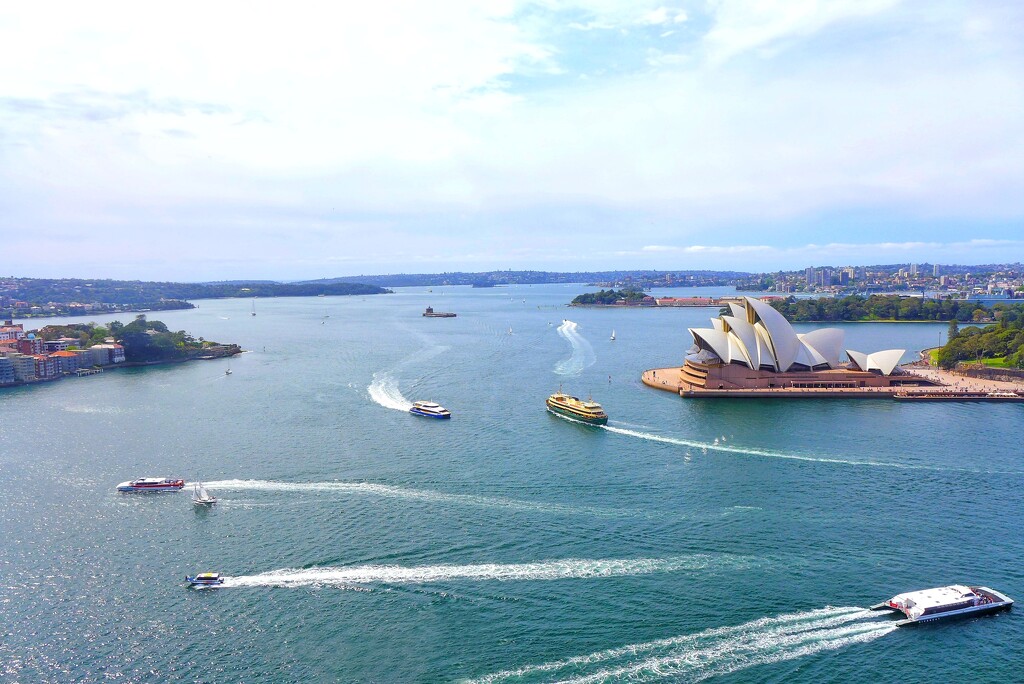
554;320;596;377
599;423;972;472
222;554;745;589
367;371;413;411
198;479;639;518
468;606;895;683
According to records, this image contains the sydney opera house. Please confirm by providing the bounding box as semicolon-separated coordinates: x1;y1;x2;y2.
678;297;934;393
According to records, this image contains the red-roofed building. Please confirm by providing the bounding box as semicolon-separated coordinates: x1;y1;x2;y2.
50;350;81;374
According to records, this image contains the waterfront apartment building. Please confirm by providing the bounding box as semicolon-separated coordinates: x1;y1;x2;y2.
33;355;59;380
0;356;14;385
17;337;43;355
8;353;37;381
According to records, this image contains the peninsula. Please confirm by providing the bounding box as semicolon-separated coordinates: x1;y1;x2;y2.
0;315;241;388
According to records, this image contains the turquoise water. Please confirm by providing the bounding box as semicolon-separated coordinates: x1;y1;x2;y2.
2;285;1021;682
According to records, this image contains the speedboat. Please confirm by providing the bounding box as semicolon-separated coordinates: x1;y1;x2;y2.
117;477;185;492
546;392;608;426
871;585;1013;626
186;572;224;586
409;401;451;419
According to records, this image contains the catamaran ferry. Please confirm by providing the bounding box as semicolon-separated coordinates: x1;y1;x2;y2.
409;401;451;419
116;477;185;492
871;585;1013;626
546;392;608;426
186;572;224;586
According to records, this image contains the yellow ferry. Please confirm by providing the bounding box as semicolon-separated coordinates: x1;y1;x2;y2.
546;391;608;425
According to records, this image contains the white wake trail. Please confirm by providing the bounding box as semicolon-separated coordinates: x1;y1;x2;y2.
367;371;413;411
199;479;639;518
599;423;971;472
223;554;745;589
469;606;895;683
554;320;596;376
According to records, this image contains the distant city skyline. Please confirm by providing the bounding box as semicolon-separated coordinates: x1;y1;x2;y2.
2;2;1024;280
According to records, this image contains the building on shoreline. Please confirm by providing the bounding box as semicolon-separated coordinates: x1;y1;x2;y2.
673;297;935;393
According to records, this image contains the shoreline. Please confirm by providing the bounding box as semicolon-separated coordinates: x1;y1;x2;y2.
641;363;1024;399
0;347;242;391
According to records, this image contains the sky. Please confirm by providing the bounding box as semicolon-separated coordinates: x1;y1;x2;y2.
2;1;1023;281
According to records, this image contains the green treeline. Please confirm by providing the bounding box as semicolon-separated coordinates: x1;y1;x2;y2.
2;278;390;306
937;314;1024;369
767;295;1016;322
571;288;647;305
39;315;232;363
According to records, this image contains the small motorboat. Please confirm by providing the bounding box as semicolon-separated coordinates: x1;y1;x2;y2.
409;400;451;419
871;585;1013;626
186;572;224;586
610;329;616;341
117;477;185;492
192;481;217;505
225;369;232;375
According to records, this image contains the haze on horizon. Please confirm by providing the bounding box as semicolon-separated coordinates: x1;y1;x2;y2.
2;1;1023;282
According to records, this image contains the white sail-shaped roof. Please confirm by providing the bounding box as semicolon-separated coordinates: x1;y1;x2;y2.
689;328;733;363
722;315;757;368
745;297;801;371
683;297;919;375
799;328;844;367
846;349;905;376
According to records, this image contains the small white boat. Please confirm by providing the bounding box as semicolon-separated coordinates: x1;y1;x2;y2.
508;326;513;335
192;481;217;505
871;585;1013;626
186;572;224;586
409;401;451;419
225;369;232;375
610;330;616;341
251;299;256;316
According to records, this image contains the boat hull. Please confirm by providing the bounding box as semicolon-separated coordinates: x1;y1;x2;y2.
409;408;451;419
545;402;608;426
186;576;224;586
117;479;185;492
895;601;1013;626
872;586;1013;626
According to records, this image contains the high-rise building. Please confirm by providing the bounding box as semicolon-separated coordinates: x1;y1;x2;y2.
933;263;940;277
910;263;918;276
805;267;815;286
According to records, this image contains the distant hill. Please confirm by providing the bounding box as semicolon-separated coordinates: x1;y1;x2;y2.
296;269;750;288
0;277;390;316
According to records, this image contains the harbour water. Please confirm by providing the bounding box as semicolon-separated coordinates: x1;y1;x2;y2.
2;285;1022;682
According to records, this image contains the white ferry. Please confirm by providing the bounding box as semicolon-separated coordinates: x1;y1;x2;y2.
409;401;451;419
870;585;1013;626
186;572;224;586
117;477;185;492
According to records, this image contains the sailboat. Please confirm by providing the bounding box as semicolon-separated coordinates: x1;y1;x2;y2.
610;330;616;341
508;326;513;335
192;481;217;505
251;299;256;316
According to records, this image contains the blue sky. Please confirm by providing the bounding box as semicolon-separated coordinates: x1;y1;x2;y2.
2;1;1023;280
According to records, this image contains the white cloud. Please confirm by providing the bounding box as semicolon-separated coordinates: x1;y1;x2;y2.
1;1;1024;279
702;0;902;63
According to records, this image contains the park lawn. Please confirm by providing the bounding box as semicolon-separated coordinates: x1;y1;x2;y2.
980;357;1012;368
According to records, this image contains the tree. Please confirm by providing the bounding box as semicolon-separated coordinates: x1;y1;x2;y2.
947;319;959;341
